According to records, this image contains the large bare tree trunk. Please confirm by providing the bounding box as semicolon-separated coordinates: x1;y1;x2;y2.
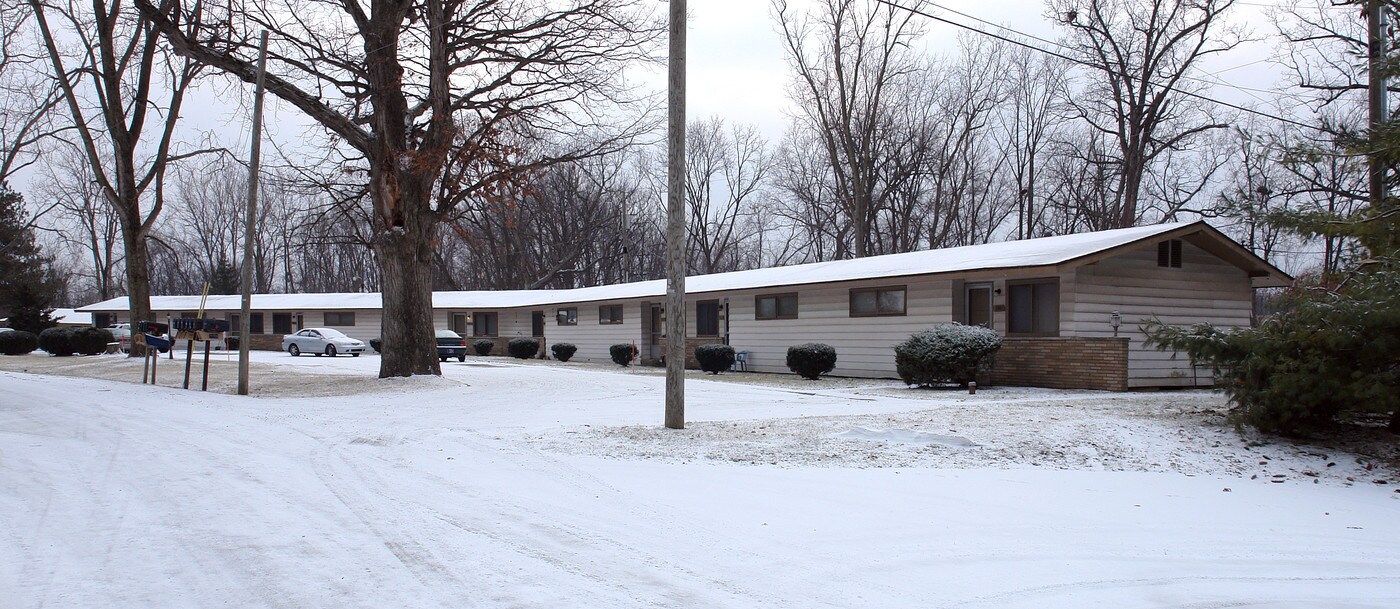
372;200;442;377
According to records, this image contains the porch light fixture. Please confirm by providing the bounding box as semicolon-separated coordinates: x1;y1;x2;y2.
1110;311;1122;336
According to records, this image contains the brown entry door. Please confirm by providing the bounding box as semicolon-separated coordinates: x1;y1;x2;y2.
966;284;992;328
648;304;663;360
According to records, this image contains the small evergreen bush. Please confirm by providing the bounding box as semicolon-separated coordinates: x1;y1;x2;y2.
786;343;836;380
694;344;735;374
71;326;116;356
0;330;39;355
609;343;636;366
551;342;577;362
472;339;494;356
894;323;1002;388
508;337;540;359
369;337;381;353
38;327;76;356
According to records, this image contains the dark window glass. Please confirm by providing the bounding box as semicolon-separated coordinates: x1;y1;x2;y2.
1008;280;1059;335
250;313;264;334
696;300;720;336
599;304;624;324
273;313;292;334
556;308;578;326
850;287;906;317
473;312;498;337
324;312;356;326
756;293;799;320
1158;239;1183;268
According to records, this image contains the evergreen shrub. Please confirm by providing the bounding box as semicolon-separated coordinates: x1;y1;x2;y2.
551;342;577;362
0;330;38;355
71;326;116;356
472;339;494;356
38;327;75;356
694;344;735;374
508;337;540;359
369;337;381;353
894;323;1002;388
786;343;836;380
609;343;636;366
1145;267;1400;435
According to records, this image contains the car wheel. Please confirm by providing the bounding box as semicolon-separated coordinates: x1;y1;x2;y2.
352;353;360;358
440;356;447;362
289;344;300;356
458;354;466;362
326;345;337;357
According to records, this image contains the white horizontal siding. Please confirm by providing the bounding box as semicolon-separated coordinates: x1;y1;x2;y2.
726;278;954;378
1070;241;1253;388
538;300;646;363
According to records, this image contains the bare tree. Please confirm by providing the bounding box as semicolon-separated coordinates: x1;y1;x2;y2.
138;0;662;377
774;0;928;258
678;117;773;274
0;4;64;184
26;0;206;349
38;143;124;302
998;45;1073;239
1049;0;1244;228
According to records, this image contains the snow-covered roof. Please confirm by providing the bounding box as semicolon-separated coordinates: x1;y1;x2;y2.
51;308;93;326
78;222;1278;313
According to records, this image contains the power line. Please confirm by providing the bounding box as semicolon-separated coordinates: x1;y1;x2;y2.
875;0;1325;132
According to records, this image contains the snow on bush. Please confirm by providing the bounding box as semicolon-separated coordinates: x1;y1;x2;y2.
508;337;540;359
551;342;577;362
894;323;1001;388
786;343;836;380
71;327;115;356
472;339;494;356
694;344;735;374
609;343;636;367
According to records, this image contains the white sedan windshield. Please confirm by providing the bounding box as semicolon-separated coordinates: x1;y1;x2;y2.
318;329;349;339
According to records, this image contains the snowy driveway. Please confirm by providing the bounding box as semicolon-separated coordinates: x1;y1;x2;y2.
2;355;1398;608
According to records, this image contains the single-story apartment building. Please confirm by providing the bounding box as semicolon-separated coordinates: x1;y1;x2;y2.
79;221;1292;390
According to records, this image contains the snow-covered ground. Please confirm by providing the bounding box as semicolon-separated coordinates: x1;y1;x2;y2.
1;351;1397;608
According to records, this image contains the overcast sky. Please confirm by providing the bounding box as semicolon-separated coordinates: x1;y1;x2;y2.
14;0;1289;196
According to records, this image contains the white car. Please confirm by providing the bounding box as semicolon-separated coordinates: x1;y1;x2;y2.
282;327;366;357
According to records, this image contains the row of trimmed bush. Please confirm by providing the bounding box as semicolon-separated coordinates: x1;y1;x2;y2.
0;327;116;356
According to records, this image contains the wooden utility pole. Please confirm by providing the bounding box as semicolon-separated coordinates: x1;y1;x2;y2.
1369;0;1388;207
665;0;686;429
238;31;269;396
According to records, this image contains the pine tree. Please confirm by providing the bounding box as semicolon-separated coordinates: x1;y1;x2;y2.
0;184;65;334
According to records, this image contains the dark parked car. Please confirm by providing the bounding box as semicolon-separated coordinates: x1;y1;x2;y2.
436;330;467;362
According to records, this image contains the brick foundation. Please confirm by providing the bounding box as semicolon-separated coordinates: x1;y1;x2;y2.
990;337;1129;391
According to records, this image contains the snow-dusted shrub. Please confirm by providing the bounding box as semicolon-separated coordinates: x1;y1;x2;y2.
71;327;115;356
894;323;1001;388
38;327;76;356
786;343;836;380
551;342;577;362
369;337;381;353
508;337;540;359
0;330;38;355
609;343;636;367
694;344;735;374
472;339;494;356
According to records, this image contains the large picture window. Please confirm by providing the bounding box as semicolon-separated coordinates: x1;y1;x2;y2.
1007;279;1059;335
473;312;498;337
272;313;293;334
755;293;799;320
599;304;624;325
849;286;906;317
324;312;356;326
696;300;720;336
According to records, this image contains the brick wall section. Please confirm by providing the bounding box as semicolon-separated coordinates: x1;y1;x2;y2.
990;337;1129;392
470;336;548;359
